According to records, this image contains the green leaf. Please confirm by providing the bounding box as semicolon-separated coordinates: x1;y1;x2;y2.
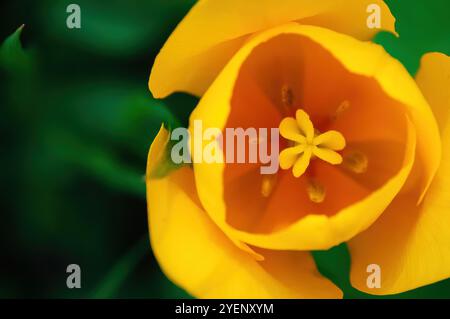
91;236;149;298
375;0;450;75
40;0;196;57
50;130;147;197
0;25;31;72
312;244;353;296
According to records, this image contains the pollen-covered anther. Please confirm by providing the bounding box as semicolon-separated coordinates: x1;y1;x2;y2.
331;100;350;121
343;150;368;174
279;109;346;178
261;175;277;197
281;85;294;107
307;179;326;203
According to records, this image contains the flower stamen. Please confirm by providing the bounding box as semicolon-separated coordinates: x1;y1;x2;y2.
281;85;294;107
343;150;368;174
331;100;350;121
307;179;326;203
279;109;346;178
261;175;277;197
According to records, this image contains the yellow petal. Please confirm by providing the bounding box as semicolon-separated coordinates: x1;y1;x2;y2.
151;126;263;260
279;117;306;143
279;145;305;170
313;147;343;165
146;144;342;297
415;52;450;133
293;147;312;177
296;109;314;141
314;130;346;150
190;24;421;251
149;0;396;98
348;52;450;295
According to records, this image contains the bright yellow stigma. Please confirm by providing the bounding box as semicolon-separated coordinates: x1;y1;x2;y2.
279;109;346;178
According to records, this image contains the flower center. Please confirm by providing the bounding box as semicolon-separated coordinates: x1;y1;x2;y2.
278;109;346;178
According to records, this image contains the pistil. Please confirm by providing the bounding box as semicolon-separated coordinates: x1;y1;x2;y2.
279;109;346;178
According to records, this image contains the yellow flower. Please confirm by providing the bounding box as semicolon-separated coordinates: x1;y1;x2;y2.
146;0;450;298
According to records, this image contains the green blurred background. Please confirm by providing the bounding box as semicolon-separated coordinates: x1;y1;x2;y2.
0;0;449;298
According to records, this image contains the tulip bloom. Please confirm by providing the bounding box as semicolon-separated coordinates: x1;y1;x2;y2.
146;0;450;298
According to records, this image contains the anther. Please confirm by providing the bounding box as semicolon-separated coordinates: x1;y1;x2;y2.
343;151;368;174
281;85;294;107
261;175;277;198
307;179;326;203
331;100;350;121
